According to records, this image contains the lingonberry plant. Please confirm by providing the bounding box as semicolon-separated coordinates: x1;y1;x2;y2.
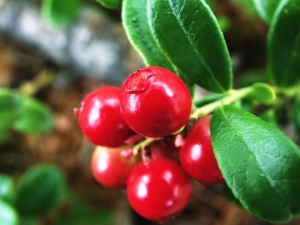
75;0;300;223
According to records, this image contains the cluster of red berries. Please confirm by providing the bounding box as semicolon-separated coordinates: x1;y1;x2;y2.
75;66;224;223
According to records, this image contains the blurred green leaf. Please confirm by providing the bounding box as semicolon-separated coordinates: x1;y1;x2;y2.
268;0;300;87
21;218;39;225
250;82;276;103
95;0;122;9
235;69;269;87
211;105;300;222
232;0;259;18
252;0;281;24
0;199;19;225
42;0;81;26
14;164;67;217
122;0;232;93
259;109;279;127
217;15;231;32
12;96;54;134
57;198;113;225
0;175;15;203
194;93;225;108
0;88;22;130
292;94;300;133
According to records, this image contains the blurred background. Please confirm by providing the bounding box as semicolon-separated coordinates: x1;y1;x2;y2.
0;0;299;224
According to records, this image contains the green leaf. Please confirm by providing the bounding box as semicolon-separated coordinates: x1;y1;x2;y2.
250;82;276;103
232;0;259;18
14;164;67;217
194;93;225;107
217;15;231;32
42;0;81;26
235;69;269;87
95;0;122;9
122;0;232;93
12;96;54;134
211;105;300;222
0;128;10;144
57;198;113;225
21;218;39;225
268;0;300;87
252;0;281;24
292;94;300;133
259;109;279;127
0;175;15;203
0;199;19;225
0;88;22;130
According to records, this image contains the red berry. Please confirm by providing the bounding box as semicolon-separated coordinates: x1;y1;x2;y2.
120;66;192;137
179;115;224;184
127;158;192;223
75;86;134;147
91;146;139;189
143;138;178;164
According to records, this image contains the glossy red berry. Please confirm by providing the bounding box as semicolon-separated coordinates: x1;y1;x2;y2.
179;115;224;184
91;145;139;189
75;86;134;147
120;66;192;137
127;158;192;223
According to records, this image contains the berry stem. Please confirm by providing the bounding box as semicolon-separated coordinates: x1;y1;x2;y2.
190;86;252;119
19;70;54;95
133;137;159;155
274;85;300;99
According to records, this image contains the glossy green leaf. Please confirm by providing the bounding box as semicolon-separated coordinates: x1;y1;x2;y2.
268;0;300;87
252;0;281;24
250;82;276;103
211;105;300;222
122;0;232;93
0;175;15;203
14;164;67;216
12;96;54;134
42;0;81;26
0;199;19;225
0;88;22;130
96;0;122;9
